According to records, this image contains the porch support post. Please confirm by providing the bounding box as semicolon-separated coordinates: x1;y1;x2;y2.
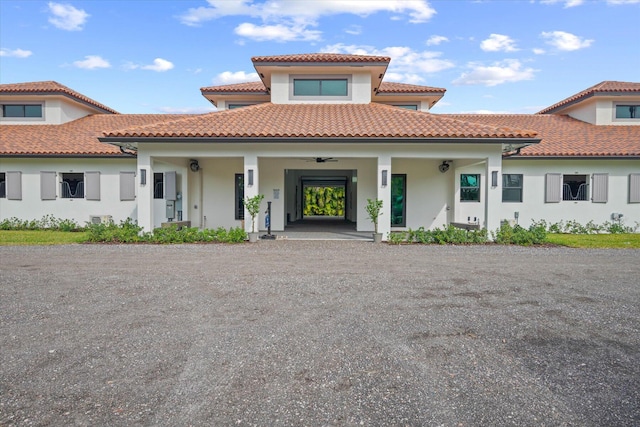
377;155;392;241
138;152;153;233
484;153;502;235
244;155;259;233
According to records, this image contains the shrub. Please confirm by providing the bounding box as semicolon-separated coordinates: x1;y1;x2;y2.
492;222;546;245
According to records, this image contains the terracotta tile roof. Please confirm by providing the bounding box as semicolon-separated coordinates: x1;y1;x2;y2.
0;81;119;114
538;81;640;114
103;103;537;140
377;82;446;94
442;114;640;157
0;114;186;156
251;53;390;64
201;81;268;93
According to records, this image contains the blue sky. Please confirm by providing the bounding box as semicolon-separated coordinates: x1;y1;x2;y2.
1;0;639;114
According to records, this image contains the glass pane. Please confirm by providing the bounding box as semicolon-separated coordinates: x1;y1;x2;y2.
3;105;24;117
320;79;348;96
461;188;479;201
502;188;522;202
502;174;522;188
294;79;320;96
24;105;42;117
616;105;638;119
461;174;478;188
394;105;418;110
391;175;405;226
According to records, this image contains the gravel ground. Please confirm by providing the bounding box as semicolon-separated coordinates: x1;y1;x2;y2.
1;242;639;427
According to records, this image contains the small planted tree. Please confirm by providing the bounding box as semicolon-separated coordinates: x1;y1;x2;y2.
365;198;383;238
244;194;264;234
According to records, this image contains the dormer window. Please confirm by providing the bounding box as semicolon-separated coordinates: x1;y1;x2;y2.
2;104;43;118
615;104;639;119
293;79;348;96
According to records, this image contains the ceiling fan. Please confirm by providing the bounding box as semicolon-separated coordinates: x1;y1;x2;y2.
305;157;338;163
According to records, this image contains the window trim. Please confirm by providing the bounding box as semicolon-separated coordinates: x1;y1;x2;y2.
289;74;352;101
502;174;523;203
614;103;639;121
1;102;45;122
460;173;481;203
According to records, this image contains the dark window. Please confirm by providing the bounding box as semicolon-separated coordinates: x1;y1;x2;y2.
0;172;5;198
293;79;348;96
235;173;244;220
61;173;84;199
153;173;163;199
616;105;639;119
391;174;406;227
228;104;255;110
461;174;480;202
562;175;588;201
502;174;523;202
2;104;42;118
393;105;418;110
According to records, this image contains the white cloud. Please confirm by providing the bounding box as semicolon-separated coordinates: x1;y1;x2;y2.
179;0;436;26
213;71;260;85
125;58;174;72
532;48;546;55
0;48;32;58
480;34;518;52
541;30;593;51
322;43;455;79
384;72;425;85
453;59;537;86
178;1;435;43
606;0;640;3
345;25;362;35
426;35;448;46
73;55;110;69
540;0;585;7
47;2;89;31
142;58;174;72
234;22;321;42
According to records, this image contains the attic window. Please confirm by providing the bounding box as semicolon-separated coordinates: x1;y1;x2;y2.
293;79;348;96
2;104;43;118
615;105;639;119
393;104;418;110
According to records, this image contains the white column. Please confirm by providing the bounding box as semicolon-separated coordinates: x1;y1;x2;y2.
484;153;503;234
137;152;153;232
377;155;392;241
244;155;259;233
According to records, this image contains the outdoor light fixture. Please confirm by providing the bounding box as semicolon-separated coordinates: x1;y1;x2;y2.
492;170;499;187
381;170;388;187
438;161;451;173
248;169;254;186
140;168;146;185
189;159;200;172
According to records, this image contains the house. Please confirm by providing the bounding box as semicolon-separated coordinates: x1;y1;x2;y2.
1;54;639;239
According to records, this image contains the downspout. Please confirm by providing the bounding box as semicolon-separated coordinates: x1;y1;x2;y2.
200;168;204;229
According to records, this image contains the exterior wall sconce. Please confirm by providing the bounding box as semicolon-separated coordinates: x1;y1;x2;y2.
381;170;388;187
140;168;146;185
248;169;254;186
491;170;499;187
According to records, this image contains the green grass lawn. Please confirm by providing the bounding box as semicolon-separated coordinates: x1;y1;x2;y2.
0;230;88;245
545;233;640;249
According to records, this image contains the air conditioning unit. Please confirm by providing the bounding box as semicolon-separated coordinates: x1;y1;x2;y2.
90;215;113;224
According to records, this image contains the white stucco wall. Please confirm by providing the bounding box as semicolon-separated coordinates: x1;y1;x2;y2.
269;72;372;104
500;159;640;228
0;157;137;224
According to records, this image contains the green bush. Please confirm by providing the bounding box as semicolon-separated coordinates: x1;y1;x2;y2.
492;222;547;245
0;215;82;231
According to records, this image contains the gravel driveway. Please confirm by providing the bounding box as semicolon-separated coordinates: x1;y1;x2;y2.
1;242;639;426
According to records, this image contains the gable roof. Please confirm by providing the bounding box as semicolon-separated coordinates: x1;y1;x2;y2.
0;81;119;115
538;81;640;115
101;103;537;140
442;114;640;157
0;114;186;156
